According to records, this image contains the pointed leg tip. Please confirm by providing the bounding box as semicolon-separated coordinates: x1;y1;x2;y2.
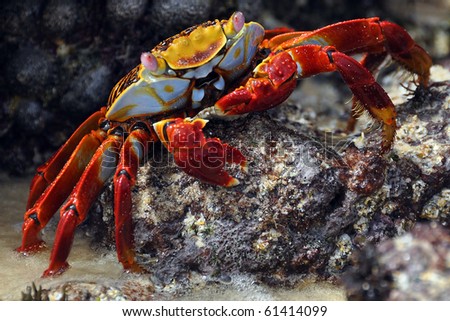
241;161;248;173
42;262;70;278
226;178;240;187
123;262;148;275
16;241;47;255
381;143;393;154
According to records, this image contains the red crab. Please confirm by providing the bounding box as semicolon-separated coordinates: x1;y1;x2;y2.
17;12;431;277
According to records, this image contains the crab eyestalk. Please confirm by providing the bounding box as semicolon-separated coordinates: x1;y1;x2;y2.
140;51;167;75
223;11;245;38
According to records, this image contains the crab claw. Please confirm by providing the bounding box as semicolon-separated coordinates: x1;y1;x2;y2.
214;51;298;116
154;118;246;187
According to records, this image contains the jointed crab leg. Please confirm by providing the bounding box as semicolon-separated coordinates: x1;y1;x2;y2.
265;18;431;86
17;128;107;253
215;16;433;152
26;108;106;210
328;49;397;151
266;18;432;134
43;132;123;277
215;45;398;150
346;52;389;132
113;126;154;272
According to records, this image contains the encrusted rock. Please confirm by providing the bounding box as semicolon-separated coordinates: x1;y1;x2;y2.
36;66;449;300
4;1;448;300
343;223;450;300
421;189;450;225
86;67;449;294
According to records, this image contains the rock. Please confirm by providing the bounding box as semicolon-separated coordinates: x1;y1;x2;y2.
60;64;113;117
106;0;148;23
42;0;84;37
14;98;51;135
420;189;450;225
343;223;450;300
21;279;155;301
149;0;213;39
47;280;154;301
83;67;448;294
39;66;449;300
91;112;344;286
31;65;449;301
0;0;43;39
266;0;385;30
2;0;448;300
5;45;56;97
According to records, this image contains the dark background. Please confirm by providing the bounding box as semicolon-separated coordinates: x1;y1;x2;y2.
0;0;448;175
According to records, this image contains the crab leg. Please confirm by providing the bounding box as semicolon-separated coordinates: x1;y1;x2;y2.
43;132;123;277
346;52;388;132
267;18;431;86
17;128;106;253
267;18;432;133
113;126;153;272
215;45;398;151
325;48;397;151
153;118;247;187
26;108;106;210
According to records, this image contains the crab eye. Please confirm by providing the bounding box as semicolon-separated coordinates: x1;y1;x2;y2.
140;52;158;72
232;11;245;33
224;11;245;38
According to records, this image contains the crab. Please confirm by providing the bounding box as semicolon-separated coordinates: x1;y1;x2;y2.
17;12;431;277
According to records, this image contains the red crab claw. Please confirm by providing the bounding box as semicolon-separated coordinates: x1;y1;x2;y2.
214;51;298;116
154;118;247;187
216;18;432;153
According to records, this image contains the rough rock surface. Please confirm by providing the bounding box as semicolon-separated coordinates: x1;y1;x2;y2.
28;66;449;301
45;66;447;301
130;113;343;285
2;0;448;300
343;223;450;300
110;75;448;282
